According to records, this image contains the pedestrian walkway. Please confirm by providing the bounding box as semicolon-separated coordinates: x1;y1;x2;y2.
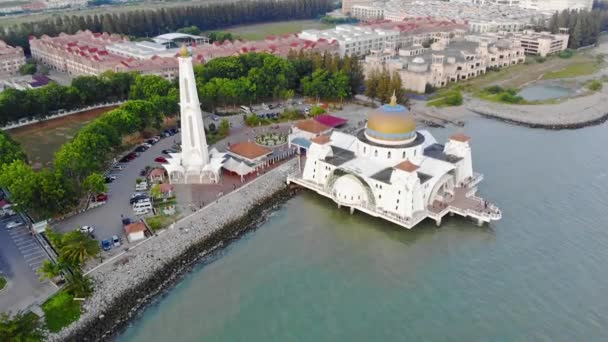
7;225;49;276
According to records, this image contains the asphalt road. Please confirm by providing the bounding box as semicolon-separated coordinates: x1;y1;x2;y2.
0;215;55;313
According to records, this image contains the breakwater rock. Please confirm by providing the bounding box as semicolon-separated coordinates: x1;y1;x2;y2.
50;160;299;342
466;88;608;130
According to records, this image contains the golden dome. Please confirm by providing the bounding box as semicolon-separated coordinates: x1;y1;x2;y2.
364;98;416;143
180;44;189;57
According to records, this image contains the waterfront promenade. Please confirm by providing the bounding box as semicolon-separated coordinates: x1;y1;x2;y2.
49;158;298;341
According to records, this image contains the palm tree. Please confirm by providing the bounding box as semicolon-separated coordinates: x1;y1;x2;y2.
38;259;62;281
60;231;100;267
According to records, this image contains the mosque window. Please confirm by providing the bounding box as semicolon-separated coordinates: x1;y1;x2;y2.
414;150;416;156
397;199;400;204
379;194;382;199
395;206;398;211
398;190;401;195
374;150;378;157
387;151;391;159
402;151;406;158
363;146;367;154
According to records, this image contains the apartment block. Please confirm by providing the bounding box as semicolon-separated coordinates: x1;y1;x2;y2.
0;40;26;78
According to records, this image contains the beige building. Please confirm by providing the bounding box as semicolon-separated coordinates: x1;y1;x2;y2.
364;36;525;93
468;30;569;57
0;40;26;78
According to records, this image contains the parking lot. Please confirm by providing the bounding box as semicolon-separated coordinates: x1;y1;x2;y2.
0;215;55;313
53;132;182;255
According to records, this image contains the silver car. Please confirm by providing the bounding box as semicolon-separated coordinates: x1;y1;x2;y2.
6;220;24;230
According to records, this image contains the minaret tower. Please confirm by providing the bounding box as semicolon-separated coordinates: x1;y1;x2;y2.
178;45;210;177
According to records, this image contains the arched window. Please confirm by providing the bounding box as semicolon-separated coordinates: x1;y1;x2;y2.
402;151;406;158
374;150;378;157
363;146;367;154
387;151;391;159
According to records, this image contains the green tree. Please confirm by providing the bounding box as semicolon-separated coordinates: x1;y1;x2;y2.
19;63;37;75
83;173;107;195
218;119;230;137
310;106;326;117
0;312;45;342
59;231;100;267
0;131;27;169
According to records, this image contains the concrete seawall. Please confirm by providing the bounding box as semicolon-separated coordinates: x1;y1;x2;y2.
51;159;299;342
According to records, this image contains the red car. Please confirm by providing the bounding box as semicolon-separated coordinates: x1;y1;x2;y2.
154;157;168;163
96;193;108;202
127;152;139;159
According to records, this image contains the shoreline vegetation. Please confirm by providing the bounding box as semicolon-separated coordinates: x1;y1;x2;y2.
63;188;300;341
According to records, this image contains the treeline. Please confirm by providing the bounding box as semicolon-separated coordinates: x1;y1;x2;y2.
0;72;138;125
546;9;608;48
0;0;332;52
364;68;407;104
195;51;363;110
0;75;177;217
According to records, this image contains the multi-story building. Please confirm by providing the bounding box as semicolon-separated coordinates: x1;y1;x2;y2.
350;0;542;34
364;36;525;92
351;3;385;21
342;0;375;14
299;19;467;57
469;29;569;56
519;0;593;13
0;40;26;78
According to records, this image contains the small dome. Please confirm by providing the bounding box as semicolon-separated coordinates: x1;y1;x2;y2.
364;92;416;145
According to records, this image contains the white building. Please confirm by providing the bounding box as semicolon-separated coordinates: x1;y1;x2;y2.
163;46;224;184
287;94;501;228
520;0;593;13
299;25;401;56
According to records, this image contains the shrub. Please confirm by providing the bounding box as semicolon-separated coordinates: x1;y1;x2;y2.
445;91;463;106
424;83;436;94
499;92;524;104
535;56;546;63
42;291;81;333
559;49;575;58
485;85;503;94
310;106;326;117
588;80;603;91
0;276;5;290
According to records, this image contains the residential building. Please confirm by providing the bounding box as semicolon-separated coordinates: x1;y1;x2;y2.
299;19;467;57
342;0;375;14
0;40;26;78
351;3;385;21
520;0;593;13
364;36;525;93
469;29;569;56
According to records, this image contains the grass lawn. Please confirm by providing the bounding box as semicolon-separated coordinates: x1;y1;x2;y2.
146;214;178;231
42;291;81;333
542;61;602;79
7;106;117;169
0;276;6;290
222;20;334;41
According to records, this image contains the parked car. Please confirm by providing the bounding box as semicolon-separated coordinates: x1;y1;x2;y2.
119;156;131;163
134;145;148;152
79;225;94;234
95;193;108;202
169;128;179;134
135;182;148;191
112;235;121;247
146;139;158;145
127;152;139;159
162;148;177;155
130;194;149;205
112;164;124;171
104;175;117;183
154;157;168;163
121;217;132;225
101;239;112;251
6;220;24;230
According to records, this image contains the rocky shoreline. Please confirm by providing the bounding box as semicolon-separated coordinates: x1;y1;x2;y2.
470;109;608;130
50;160;299;342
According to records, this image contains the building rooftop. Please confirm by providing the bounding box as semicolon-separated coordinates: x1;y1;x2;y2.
394;160;419;172
228;141;272;160
295;119;332;134
124;221;146;234
325;145;357;166
311;135;332;145
314;114;348;128
423;143;462;163
449;133;471;142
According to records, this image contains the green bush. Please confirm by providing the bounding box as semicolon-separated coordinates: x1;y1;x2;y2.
499;92;524;104
588;80;603;91
42;291;81;333
559;49;575;58
445;91;463;106
535;56;546;63
0;276;5;290
310;106;326;117
484;85;504;94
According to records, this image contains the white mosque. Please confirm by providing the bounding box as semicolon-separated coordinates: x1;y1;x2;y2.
287;94;501;228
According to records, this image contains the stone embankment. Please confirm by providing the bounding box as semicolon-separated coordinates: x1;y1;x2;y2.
50;159;299;342
466;88;608;129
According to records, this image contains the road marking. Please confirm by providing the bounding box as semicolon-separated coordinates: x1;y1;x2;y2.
27;255;47;264
23;250;45;258
19;245;40;252
15;239;35;246
10;231;29;238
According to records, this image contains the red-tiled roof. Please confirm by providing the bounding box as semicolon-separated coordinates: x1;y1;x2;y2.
295;119;331;134
229;141;272;160
124;222;146;234
149;168;165;177
450;133;471;143
311;135;331;145
394;160;419;173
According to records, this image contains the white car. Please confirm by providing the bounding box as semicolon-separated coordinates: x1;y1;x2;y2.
135;182;148;191
79;225;94;234
112;165;124;171
6;220;24;229
112;235;121;247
